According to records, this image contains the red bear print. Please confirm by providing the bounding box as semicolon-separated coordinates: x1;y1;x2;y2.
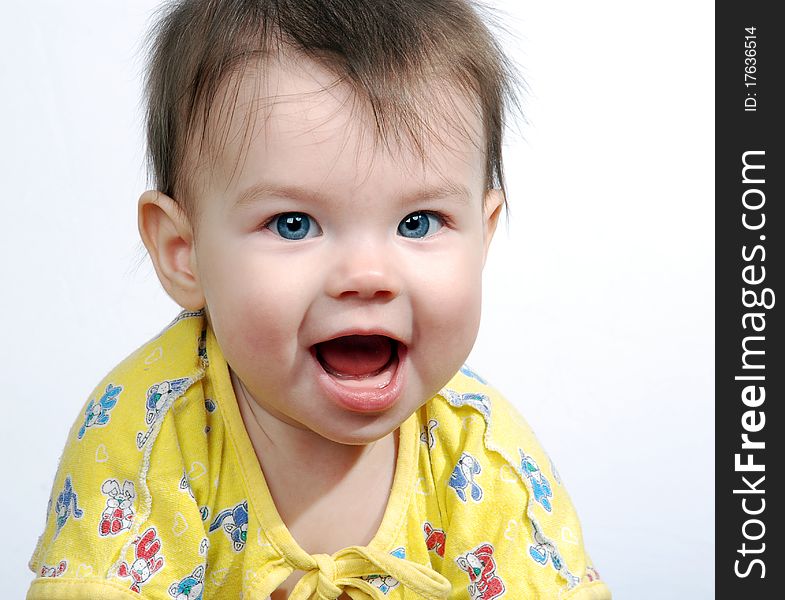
40;560;67;578
455;543;505;600
99;479;135;536
117;527;164;593
423;522;446;558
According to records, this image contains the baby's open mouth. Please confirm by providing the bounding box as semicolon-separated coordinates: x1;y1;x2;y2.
314;335;399;380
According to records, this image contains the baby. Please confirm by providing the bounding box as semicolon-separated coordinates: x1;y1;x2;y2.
28;1;611;599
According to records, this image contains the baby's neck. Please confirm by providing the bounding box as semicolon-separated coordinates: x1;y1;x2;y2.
231;369;398;542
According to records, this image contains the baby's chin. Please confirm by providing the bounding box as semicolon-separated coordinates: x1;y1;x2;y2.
320;432;393;447
306;414;404;447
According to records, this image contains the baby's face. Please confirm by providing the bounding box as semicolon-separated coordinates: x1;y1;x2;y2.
189;51;501;444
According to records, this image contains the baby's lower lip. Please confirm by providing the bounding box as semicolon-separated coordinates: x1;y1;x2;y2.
311;343;407;413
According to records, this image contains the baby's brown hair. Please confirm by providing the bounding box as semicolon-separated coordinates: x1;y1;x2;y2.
142;0;521;225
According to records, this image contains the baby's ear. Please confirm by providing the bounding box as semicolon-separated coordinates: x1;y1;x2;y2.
482;188;504;266
137;190;205;310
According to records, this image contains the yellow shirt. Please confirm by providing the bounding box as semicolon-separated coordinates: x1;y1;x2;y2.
28;310;611;599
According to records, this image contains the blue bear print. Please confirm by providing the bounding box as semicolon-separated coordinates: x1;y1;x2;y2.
209;500;248;552
519;450;553;512
78;383;122;439
460;364;488;384
144;378;191;425
137;377;192;448
528;520;580;587
449;453;483;502
168;565;204;600
53;475;83;539
442;389;492;421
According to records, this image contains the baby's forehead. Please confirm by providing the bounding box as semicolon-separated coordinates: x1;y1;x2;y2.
189;50;487;202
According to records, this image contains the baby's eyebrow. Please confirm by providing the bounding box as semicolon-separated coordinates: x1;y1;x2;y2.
232;183;326;210
399;182;472;206
232;181;472;210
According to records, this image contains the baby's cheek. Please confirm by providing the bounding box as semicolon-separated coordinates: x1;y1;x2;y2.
425;257;483;337
414;270;482;379
234;295;300;356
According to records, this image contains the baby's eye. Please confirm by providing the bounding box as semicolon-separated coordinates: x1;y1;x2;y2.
397;211;444;239
266;212;321;240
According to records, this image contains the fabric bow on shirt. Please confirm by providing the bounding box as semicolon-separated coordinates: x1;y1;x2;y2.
287;545;450;599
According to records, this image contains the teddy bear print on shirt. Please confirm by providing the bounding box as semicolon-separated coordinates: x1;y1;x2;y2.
117;527;165;593
455;543;505;600
99;479;135;536
136;378;191;448
77;384;122;440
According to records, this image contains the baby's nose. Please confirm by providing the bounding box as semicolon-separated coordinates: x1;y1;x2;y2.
325;240;402;300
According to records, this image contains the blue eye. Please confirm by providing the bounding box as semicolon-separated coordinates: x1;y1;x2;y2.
267;213;320;240
397;211;443;239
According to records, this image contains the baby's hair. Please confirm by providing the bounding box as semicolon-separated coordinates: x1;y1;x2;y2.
142;0;522;226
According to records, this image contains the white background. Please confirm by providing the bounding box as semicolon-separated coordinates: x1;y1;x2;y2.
0;1;714;597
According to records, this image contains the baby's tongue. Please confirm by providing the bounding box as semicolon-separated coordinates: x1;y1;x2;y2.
317;335;393;377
